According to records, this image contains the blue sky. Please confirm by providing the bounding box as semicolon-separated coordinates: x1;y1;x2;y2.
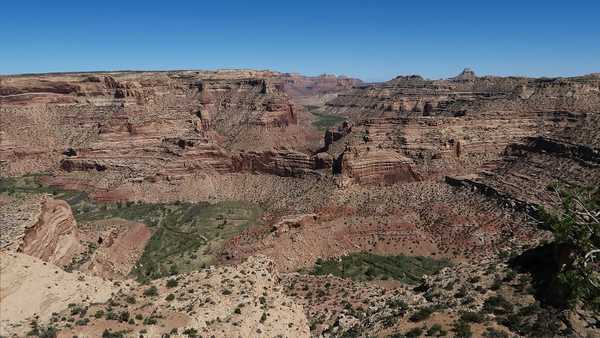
1;0;599;81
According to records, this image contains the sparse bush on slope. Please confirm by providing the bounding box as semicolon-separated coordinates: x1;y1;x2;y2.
310;252;451;284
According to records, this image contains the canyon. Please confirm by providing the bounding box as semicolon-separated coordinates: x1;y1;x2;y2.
1;68;599;337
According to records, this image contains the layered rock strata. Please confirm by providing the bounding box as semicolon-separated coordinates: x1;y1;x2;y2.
18;197;84;266
322;70;600;185
0;70;327;181
447;136;600;211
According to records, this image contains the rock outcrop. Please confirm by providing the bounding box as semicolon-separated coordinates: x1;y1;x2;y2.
79;220;152;280
270;213;317;235
451;67;477;82
232;148;318;177
339;149;420;185
18;197;84;266
447;136;600;211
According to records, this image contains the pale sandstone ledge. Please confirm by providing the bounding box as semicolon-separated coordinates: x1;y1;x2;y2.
0;253;311;337
0;252;117;336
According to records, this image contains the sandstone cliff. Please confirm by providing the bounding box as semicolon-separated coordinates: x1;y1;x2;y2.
321;70;600;185
447;136;600;212
0;70;328;182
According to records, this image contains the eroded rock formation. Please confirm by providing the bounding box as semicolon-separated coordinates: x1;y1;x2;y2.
447;136;600;211
18;197;83;266
79;220;152;280
321;70;600;185
0;70;327;180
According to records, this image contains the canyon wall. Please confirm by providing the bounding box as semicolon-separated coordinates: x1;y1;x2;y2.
320;70;600;185
2;69;599;189
0;70;334;181
447;136;600;211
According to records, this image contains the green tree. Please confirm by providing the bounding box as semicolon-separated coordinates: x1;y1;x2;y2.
540;185;600;310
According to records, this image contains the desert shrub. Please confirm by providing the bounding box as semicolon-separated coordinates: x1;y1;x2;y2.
118;311;130;323
483;327;510;338
182;328;198;337
454;286;467;298
166;293;175;301
497;306;565;337
386;298;408;310
143;285;158;296
316;288;327;297
105;311;118;321
381;314;397;328
405;327;423;338
426;323;445;336
75;318;89;326
70;306;85;316
517;303;540;316
27;322;58;338
143;316;158;325
443;279;456;290
459;311;485;323
409;307;434;322
101;329;125;338
499;313;525;334
490;276;502;290
166;278;178;288
502;270;516;282
452;319;472;338
483;295;513;315
385;333;403;338
468;276;481;283
39;326;58;338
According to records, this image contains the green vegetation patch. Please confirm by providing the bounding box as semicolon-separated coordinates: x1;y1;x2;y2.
131;200;262;282
1;175;263;282
309;252;451;284
309;110;346;131
0;175;86;202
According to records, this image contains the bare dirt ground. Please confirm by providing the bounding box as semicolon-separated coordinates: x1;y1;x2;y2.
0;252;117;336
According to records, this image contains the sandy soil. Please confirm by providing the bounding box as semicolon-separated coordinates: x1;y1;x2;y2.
0;252;118;336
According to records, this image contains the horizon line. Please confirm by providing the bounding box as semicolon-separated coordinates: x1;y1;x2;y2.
2;67;599;83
